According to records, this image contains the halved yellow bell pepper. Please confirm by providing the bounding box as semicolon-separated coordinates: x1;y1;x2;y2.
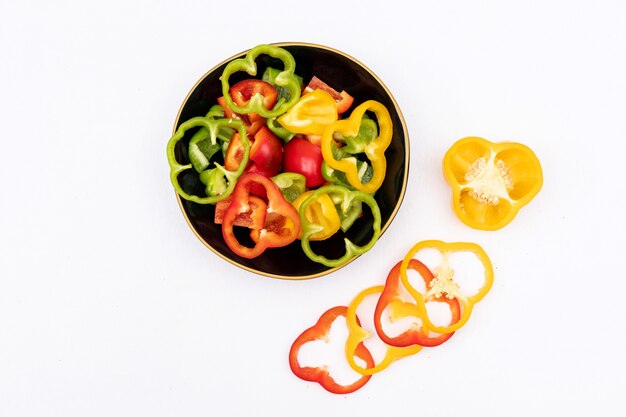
321;100;392;194
277;89;338;136
400;240;493;334
443;136;543;230
292;190;341;241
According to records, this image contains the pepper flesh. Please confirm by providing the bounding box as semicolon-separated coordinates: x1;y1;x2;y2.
443;136;543;230
289;306;374;395
400;240;494;334
321;100;392;194
220;44;301;118
166;117;249;204
221;173;300;258
345;285;422;376
293;190;341;241
277;89;339;136
299;185;381;267
374;260;460;347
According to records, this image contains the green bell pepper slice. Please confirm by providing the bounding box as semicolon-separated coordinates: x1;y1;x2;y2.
221;44;301;118
321;142;373;190
262;66;303;103
299;185;382;268
271;172;306;203
338;117;378;154
188;105;236;172
166;117;249;204
266;117;295;142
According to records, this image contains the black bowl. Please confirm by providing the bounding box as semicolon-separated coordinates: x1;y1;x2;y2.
171;42;409;279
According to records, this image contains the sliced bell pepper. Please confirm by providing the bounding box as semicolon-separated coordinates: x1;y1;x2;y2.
299;185;381;267
217;96;265;137
262;66;303;103
266;117;295;142
321;141;373;190
166;117;249;204
271;172;306;203
214;195;267;229
187;106;236;173
304;75;354;114
229;79;278;123
292;190;341;241
345;285;422;376
289;306;374;395
400;240;494;334
221;44;301;118
277;89;339;136
222;173;300;259
321;100;392;194
374;260;460;348
443;136;543;230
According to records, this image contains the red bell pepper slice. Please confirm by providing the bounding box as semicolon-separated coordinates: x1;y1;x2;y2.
373;260;461;348
222;173;300;259
230;79;278;123
225;127;283;198
289;306;374;395
304;76;354;114
249;126;283;178
214;195;267;229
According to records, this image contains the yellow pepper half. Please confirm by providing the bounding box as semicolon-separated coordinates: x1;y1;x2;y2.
277;89;338;135
345;285;422;376
443;136;543;230
400;240;494;334
321;100;392;194
292;190;341;241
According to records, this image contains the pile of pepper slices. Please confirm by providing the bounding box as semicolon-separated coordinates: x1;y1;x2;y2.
289;239;494;394
166;44;393;267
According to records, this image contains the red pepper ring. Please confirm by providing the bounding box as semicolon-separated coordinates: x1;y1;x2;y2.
289;306;374;395
221;173;301;259
373;260;461;348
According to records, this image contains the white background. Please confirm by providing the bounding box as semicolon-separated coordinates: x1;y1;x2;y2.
1;1;625;416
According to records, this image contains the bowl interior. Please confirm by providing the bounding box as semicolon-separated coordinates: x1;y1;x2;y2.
173;43;408;279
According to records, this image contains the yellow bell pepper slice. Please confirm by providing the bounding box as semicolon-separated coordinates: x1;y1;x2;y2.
400;240;494;334
277;89;338;135
345;285;422;376
443;136;543;230
321;100;392;194
292;190;341;241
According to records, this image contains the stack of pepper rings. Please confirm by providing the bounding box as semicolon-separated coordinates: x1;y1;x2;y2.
166;44;393;267
289;240;494;394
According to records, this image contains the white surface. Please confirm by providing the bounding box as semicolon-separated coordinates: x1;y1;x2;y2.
1;1;625;416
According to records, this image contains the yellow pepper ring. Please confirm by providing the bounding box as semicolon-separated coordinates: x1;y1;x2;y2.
321;100;392;194
345;285;422;376
399;240;494;334
292;191;341;241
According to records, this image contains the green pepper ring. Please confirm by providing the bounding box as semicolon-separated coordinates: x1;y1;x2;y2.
220;44;302;119
299;185;382;268
166;117;250;204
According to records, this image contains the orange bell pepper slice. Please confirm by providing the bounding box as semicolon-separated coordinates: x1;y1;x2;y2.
400;240;494;334
374;260;461;348
443;136;543;230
